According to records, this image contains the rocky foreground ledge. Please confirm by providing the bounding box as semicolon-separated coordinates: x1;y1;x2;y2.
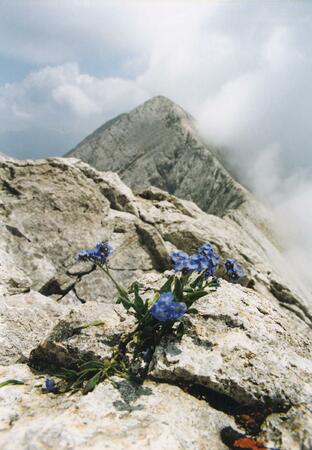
0;157;312;449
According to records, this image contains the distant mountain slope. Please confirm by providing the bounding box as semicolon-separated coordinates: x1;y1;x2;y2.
67;96;251;216
67;97;283;254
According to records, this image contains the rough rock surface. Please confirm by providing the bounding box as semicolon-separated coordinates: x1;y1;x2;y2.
29;301;135;373
67;96;249;218
66;96;281;255
1;155;312;449
0;156;309;317
0;365;235;450
260;404;312;450
149;279;312;407
1;277;312;449
0;157;158;304
67;96;283;257
0;291;67;365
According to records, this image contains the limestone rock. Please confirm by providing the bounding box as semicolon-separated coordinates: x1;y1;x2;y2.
0;257;31;297
66;96;282;265
136;186;311;322
0;157;158;303
149;279;312;408
29;302;134;372
0;291;67;365
0;365;235;450
67;96;248;218
67;95;284;284
260;404;312;450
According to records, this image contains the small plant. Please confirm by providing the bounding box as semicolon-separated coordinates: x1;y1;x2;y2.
0;379;24;388
49;241;244;394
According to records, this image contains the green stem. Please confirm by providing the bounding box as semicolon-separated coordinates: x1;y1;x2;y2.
98;264;126;294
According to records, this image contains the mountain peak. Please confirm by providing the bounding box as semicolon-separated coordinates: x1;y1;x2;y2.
112;95;193;130
142;94;175;105
67;96;247;218
138;94;187;111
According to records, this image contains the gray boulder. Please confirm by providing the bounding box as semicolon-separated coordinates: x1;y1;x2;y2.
0;291;67;365
149;278;312;407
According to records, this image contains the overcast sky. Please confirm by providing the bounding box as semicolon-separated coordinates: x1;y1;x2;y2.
0;0;310;165
1;0;312;286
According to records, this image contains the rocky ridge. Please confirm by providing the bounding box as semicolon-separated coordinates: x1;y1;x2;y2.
66;96;281;254
0;156;311;449
67;96;248;218
67;95;311;309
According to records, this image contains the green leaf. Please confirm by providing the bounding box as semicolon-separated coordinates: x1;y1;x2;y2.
174;277;183;301
59;368;79;379
78;360;103;371
144;298;150;310
116;285;129;298
70;378;84;390
73;320;105;333
186;308;199;314
0;379;24;388
190;272;205;289
133;283;146;316
176;322;185;339
160;275;174;293
77;368;99;379
117;294;133;310
180;271;192;286
183;287;194;293
184;290;207;305
207;278;220;290
83;371;101;394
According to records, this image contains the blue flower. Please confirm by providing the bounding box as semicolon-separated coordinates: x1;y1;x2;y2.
198;244;220;278
198;244;220;267
157;291;175;302
170;244;220;277
78;241;113;264
151;291;186;321
170;251;210;273
203;260;217;279
188;253;209;273
45;378;56;393
170;251;191;272
224;258;244;283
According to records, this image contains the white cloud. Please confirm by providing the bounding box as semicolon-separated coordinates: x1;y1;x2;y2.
52;84;101;116
0;62;148;148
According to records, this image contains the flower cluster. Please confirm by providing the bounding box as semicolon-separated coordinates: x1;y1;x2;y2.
78;241;112;264
224;258;244;283
151;292;186;322
61;240;245;394
170;244;220;278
